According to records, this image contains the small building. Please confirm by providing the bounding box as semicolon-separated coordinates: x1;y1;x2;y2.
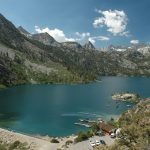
99;123;114;135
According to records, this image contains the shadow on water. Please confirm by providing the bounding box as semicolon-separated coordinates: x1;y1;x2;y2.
0;112;21;128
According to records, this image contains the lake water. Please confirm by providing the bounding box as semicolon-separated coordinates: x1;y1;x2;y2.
0;77;149;137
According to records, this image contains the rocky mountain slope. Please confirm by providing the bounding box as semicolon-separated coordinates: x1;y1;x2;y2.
18;26;31;37
0;14;85;86
31;32;61;47
83;41;95;50
0;14;150;87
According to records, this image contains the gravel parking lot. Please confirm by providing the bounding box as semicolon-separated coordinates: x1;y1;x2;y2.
68;135;115;150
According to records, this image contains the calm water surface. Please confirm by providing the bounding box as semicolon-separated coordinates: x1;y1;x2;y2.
0;77;149;136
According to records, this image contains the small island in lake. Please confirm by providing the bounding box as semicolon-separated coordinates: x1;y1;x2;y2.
112;92;141;103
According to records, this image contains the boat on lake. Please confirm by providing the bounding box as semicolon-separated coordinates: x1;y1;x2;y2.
74;122;91;128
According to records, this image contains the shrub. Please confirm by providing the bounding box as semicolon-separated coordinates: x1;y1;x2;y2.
51;138;59;143
86;130;93;137
9;141;21;150
0;140;28;150
65;140;73;145
0;143;7;150
0;84;6;89
92;123;100;134
75;131;89;143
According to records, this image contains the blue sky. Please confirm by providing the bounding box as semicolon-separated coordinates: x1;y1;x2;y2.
0;0;150;47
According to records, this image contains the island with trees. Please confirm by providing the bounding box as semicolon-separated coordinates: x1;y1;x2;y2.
112;92;141;103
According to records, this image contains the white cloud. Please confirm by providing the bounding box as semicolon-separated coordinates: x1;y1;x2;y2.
93;10;128;36
95;36;110;41
75;32;91;41
35;26;109;45
35;26;75;42
88;37;96;44
75;32;90;38
88;36;110;45
130;40;139;44
120;31;130;37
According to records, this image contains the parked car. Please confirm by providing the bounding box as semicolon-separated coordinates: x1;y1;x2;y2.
89;140;96;147
100;140;106;145
95;140;100;145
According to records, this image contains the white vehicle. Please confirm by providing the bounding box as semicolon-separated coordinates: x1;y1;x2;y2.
95;140;100;145
89;140;96;147
110;133;116;138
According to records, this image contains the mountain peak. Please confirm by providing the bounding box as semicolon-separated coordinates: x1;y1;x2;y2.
18;26;30;37
62;41;82;50
83;41;95;50
31;32;60;47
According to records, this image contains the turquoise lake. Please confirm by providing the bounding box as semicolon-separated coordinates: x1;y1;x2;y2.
0;77;150;137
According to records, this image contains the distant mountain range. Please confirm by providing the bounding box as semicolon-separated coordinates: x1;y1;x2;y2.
0;13;150;87
106;44;150;54
18;25;150;56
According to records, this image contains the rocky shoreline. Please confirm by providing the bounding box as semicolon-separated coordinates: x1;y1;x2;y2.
0;128;77;150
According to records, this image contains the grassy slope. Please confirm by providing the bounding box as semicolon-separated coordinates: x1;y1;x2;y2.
0;84;6;89
0;140;29;150
0;50;83;87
